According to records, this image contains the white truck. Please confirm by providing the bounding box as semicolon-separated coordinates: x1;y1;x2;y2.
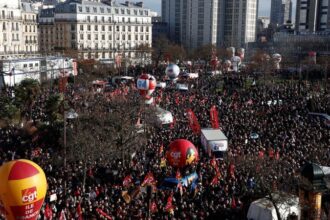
201;128;228;159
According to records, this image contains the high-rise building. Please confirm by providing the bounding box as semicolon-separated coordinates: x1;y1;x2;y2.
39;0;152;62
295;0;329;32
161;0;218;49
162;0;257;49
270;0;292;26
219;0;258;48
0;0;39;59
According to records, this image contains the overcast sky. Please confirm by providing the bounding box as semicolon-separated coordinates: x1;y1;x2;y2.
140;0;297;19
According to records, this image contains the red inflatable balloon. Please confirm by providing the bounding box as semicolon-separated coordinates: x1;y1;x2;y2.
166;139;199;168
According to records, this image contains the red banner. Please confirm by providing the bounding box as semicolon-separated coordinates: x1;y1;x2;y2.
186;109;201;134
96;208;113;220
58;77;68;93
210;105;219;129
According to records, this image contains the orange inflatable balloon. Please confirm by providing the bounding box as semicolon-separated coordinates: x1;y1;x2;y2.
0;159;47;220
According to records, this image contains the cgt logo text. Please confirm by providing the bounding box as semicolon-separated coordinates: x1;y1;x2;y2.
170;151;181;159
21;187;37;203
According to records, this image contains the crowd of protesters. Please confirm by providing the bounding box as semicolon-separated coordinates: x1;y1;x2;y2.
0;67;329;220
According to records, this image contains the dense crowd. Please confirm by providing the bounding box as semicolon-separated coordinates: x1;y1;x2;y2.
0;70;329;220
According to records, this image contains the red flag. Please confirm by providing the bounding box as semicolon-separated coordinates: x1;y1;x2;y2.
210;175;219;186
123;175;133;187
150;201;158;213
45;204;53;220
268;148;274;159
275;151;280;160
142;172;156;186
165;194;174;213
59;77;68;93
76;203;83;220
210;157;217;168
231;197;237;209
59;209;67;220
210;105;219;129
175;96;180;105
176;169;181;180
186;109;201;134
228;163;235;177
96;208;113;220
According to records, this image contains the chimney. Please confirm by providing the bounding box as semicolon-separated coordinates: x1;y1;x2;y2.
135;2;143;7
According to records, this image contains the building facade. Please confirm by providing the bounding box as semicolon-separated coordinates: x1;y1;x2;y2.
152;16;167;45
219;0;258;48
161;0;218;49
270;0;292;26
295;0;329;32
0;0;38;59
39;0;152;63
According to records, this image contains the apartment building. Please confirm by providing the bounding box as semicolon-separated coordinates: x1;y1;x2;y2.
0;0;39;59
270;0;292;26
39;0;152;63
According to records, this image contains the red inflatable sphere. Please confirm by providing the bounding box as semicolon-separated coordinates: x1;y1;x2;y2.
166;139;199;168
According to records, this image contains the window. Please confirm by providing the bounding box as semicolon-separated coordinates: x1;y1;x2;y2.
122;34;125;40
102;34;105;40
122;17;125;22
87;25;91;31
121;9;125;14
115;9;119;14
102;25;105;31
29;63;33;67
107;8;111;13
87;34;91;40
93;7;97;13
35;63;38;67
135;26;138;32
2;22;5;30
101;16;105;22
100;8;104;13
135;35;138;40
128;26;131;32
16;23;18;30
134;10;137;15
140;26;143;32
95;43;98;49
78;6;82;12
127;9;130;14
116;26;119;31
80;25;83;31
108;35;112;40
146;26;149;32
122;26;125;31
128;34;131;40
23;64;28;68
71;24;75;31
95;25;98;31
86;7;90;13
140;35;143;40
102;52;105;58
108;26;112;31
95;34;98;40
80;34;84;40
146;35;149;41
94;16;97;22
87;16;90;22
108;17;112;22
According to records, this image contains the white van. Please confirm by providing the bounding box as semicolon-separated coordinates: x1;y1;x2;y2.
201;128;228;159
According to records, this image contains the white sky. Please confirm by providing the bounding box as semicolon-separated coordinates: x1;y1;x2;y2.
140;0;297;19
